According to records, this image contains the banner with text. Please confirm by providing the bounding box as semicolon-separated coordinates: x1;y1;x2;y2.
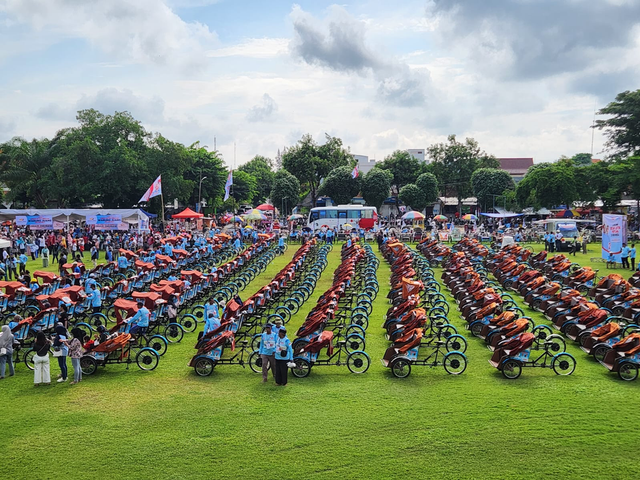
602;214;627;262
86;214;122;230
15;215;53;230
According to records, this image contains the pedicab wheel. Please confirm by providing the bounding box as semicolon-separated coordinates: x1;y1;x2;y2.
251;334;263;351
445;334;467;354
190;305;205;321
23;305;39;317
104;305;118;324
546;335;566;354
80;356;97;375
284;298;300;315
346;324;366;338
179;313;198;333
470;321;484;338
618;361;639;382
345;334;366;353
274;306;291;323
437;323;457;339
90;313;108;327
501;359;522;379
164;323;184;343
235;277;247;290
531;298;543;310
136;348;159;371
443;352;467;375
592;344;610;363
347;351;370;374
248;351;262;374
551;353;576;376
351;313;369;330
292;339;309;353
74;322;94;340
291;358;311;378
23;349;36;371
146;335;168;356
532;325;553;348
390;357;411;378
194;357;215;377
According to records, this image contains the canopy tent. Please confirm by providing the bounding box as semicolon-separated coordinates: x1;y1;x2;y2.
0;208;145;224
256;203;275;211
0;239;10;249
480;212;524;218
171;208;203;219
140;209;158;218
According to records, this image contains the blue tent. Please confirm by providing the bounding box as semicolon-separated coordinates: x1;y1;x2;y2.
141;209;158;218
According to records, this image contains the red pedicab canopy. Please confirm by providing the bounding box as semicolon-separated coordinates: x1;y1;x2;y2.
172;208;203;219
134;260;155;271
172;249;189;258
118;249;138;260
181;270;203;282
155;254;175;265
0;281;29;297
132;291;164;310
112;298;139;324
33;271;59;285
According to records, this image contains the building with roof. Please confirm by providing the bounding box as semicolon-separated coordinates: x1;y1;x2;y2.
497;158;534;183
407;149;427;163
353;154;378;175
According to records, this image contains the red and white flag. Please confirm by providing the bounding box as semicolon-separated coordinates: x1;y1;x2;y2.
139;175;162;203
351;165;359;179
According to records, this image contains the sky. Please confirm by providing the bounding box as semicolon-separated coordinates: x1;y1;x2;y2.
1;0;639;167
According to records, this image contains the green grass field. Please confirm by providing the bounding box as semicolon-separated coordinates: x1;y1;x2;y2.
2;243;639;479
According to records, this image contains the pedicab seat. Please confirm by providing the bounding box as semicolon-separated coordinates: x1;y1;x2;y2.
489;332;536;368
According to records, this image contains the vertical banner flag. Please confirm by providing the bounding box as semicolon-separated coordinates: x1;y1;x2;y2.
224;171;233;201
351;165;359;178
139;175;162;203
602;214;627;262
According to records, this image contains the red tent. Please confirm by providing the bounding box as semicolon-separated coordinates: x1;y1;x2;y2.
256;203;275;211
171;208;203;219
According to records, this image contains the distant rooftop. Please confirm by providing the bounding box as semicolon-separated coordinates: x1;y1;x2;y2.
498;158;534;176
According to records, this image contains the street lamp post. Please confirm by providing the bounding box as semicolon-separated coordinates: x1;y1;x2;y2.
198;176;207;213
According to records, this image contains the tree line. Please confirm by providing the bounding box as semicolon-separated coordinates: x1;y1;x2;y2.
1;89;639;215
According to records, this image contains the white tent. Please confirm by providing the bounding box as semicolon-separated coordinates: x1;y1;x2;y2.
0;208;146;224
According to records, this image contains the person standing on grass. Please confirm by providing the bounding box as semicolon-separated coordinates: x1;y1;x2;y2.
33;331;51;386
630;244;636;271
18;252;28;275
87;283;102;314
0;325;15;380
53;324;69;383
259;323;276;383
621;243;630;269
7;255;17;280
65;328;84;385
41;244;50;268
274;327;293;387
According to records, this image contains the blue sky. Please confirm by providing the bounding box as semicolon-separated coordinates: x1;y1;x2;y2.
1;0;639;167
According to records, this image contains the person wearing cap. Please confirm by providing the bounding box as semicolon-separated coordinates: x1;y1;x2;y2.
203;301;221;335
272;318;284;336
84;274;97;294
274;327;293;386
86;283;102;314
126;300;150;336
258;324;277;383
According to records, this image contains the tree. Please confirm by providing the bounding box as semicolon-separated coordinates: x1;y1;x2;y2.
596;90;640;158
399;184;426;211
270;169;300;215
282;134;352;206
238;155;275;204
415;172;439;205
318;166;360;205
361;168;393;209
230;170;257;204
572;153;593;166
427;135;498;212
515;160;578;209
375;150;422;194
471;168;515;211
0;137;56;207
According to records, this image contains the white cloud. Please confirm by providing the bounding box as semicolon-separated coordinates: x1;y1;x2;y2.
246;94;278;123
207;38;289;58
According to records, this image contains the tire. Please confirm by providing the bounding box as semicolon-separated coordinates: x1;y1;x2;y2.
136;348;159;371
274;306;291;323
291;358;311;378
74;322;94;340
351;313;369;330
248;351;262;374
445;334;467;353
545;335;566;354
501;359;522;379
618;361;639;381
347;351;370;374
251;334;262;352
443;352;467;375
164;323;184;343
190;305;205;321
390;357;411;378
284;298;300;315
23;349;36;371
179;314;198;333
592;344;610;363
194;357;215;377
146;335;168;356
89;313;108;327
346;324;366;337
345;334;366;354
80;356;97;375
470;321;484;338
552;353;576;376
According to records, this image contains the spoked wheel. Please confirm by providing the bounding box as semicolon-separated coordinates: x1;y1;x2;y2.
592;344;610;363
274;306;291;324
347;351;370;374
194;357;215;377
179;314;198;333
164;323;184;343
501;359;522;379
74;322;93;340
618;361;639;381
445;334;467;353
146;335;168;356
532;325;553;348
291;358;311;378
251;334;262;352
248;351;262;374
470;321;484;338
351;313;369;330
23;349;36;371
190;305;205;322
545;335;566;354
136;348;159;371
80;356;98;375
443;352;467;375
104;306;118;324
390;357;411;378
552;353;576;376
283;298;300;315
345;334;366;353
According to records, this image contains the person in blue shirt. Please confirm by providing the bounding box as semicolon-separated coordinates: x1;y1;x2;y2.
117;254;129;271
272;318;285;336
203;297;219;321
258;323;277;383
18;253;28;275
164;243;173;257
621;243;630;269
126;300;150;336
234;237;242;252
73;263;81;275
274;327;293;386
167;274;178;282
630;244;636;271
278;235;285;254
87;284;102;313
85;275;97;294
